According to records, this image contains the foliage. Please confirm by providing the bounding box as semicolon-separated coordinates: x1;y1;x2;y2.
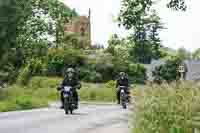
192;48;200;60
0;85;50;112
0;77;62;112
118;0;164;63
79;81;116;102
118;0;188;64
107;34;134;61
0;0;77;84
84;50;146;83
16;57;47;85
152;56;182;83
128;63;147;84
17;66;32;85
167;0;187;11
0;77;118;112
176;47;191;60
90;44;104;50
131;82;200;133
47;48;86;76
63;32;90;49
81;71;103;83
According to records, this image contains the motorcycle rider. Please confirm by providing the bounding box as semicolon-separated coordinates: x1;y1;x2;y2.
57;67;81;109
116;72;130;104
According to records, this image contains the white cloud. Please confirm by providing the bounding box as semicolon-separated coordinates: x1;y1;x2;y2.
64;0;200;51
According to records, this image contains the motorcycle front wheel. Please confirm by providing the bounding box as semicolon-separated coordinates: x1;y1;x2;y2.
64;97;69;114
121;93;127;109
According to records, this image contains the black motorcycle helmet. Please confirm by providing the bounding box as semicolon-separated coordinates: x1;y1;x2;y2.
119;72;126;80
65;68;75;79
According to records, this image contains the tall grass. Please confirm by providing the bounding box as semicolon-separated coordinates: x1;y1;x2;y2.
131;82;200;133
0;86;48;112
79;81;116;102
0;77;117;112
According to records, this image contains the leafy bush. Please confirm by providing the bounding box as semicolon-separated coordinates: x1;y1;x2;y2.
14;47;147;84
131;82;200;133
0;64;19;84
128;63;146;84
29;76;61;89
82;71;103;83
47;48;86;76
84;51;146;83
17;66;32;85
152;57;182;83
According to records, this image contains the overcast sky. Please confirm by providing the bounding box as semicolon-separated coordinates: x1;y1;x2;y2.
63;0;200;52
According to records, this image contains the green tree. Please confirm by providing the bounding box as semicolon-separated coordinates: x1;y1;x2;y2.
107;34;121;56
118;0;188;64
192;48;200;60
167;0;187;11
176;47;191;60
0;0;77;83
152;56;182;83
107;34;134;61
0;0;32;83
119;0;163;64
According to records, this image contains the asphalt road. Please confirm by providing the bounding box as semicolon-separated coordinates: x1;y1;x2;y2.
0;104;130;133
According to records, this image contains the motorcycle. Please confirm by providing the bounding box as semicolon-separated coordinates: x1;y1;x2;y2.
62;86;77;114
119;86;128;109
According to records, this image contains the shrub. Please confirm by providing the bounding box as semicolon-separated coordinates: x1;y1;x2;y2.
152;57;182;83
84;51;146;83
0;85;49;112
131;82;200;133
47;48;86;76
82;71;103;83
128;63;146;84
79;81;116;102
17;66;32;85
28;58;47;76
29;76;61;89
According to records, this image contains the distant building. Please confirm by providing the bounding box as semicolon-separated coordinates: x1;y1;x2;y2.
184;60;200;81
144;59;200;82
64;9;91;48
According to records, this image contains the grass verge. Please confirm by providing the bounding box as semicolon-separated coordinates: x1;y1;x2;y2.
0;77;117;112
131;82;200;133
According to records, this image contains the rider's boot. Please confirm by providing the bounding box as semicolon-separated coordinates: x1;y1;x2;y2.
117;100;120;104
60;93;64;109
74;95;79;109
60;103;64;109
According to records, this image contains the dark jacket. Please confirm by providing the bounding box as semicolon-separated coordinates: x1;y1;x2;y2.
116;78;129;88
58;76;81;91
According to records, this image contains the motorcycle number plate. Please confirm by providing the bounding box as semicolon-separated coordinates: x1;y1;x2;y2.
121;89;125;93
63;93;69;98
64;86;71;92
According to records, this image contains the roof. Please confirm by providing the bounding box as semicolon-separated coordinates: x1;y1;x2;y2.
184;60;200;81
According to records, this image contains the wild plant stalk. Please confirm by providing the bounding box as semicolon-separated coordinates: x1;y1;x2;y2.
131;82;200;133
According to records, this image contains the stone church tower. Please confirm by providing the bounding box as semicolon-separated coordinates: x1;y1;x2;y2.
64;9;91;48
